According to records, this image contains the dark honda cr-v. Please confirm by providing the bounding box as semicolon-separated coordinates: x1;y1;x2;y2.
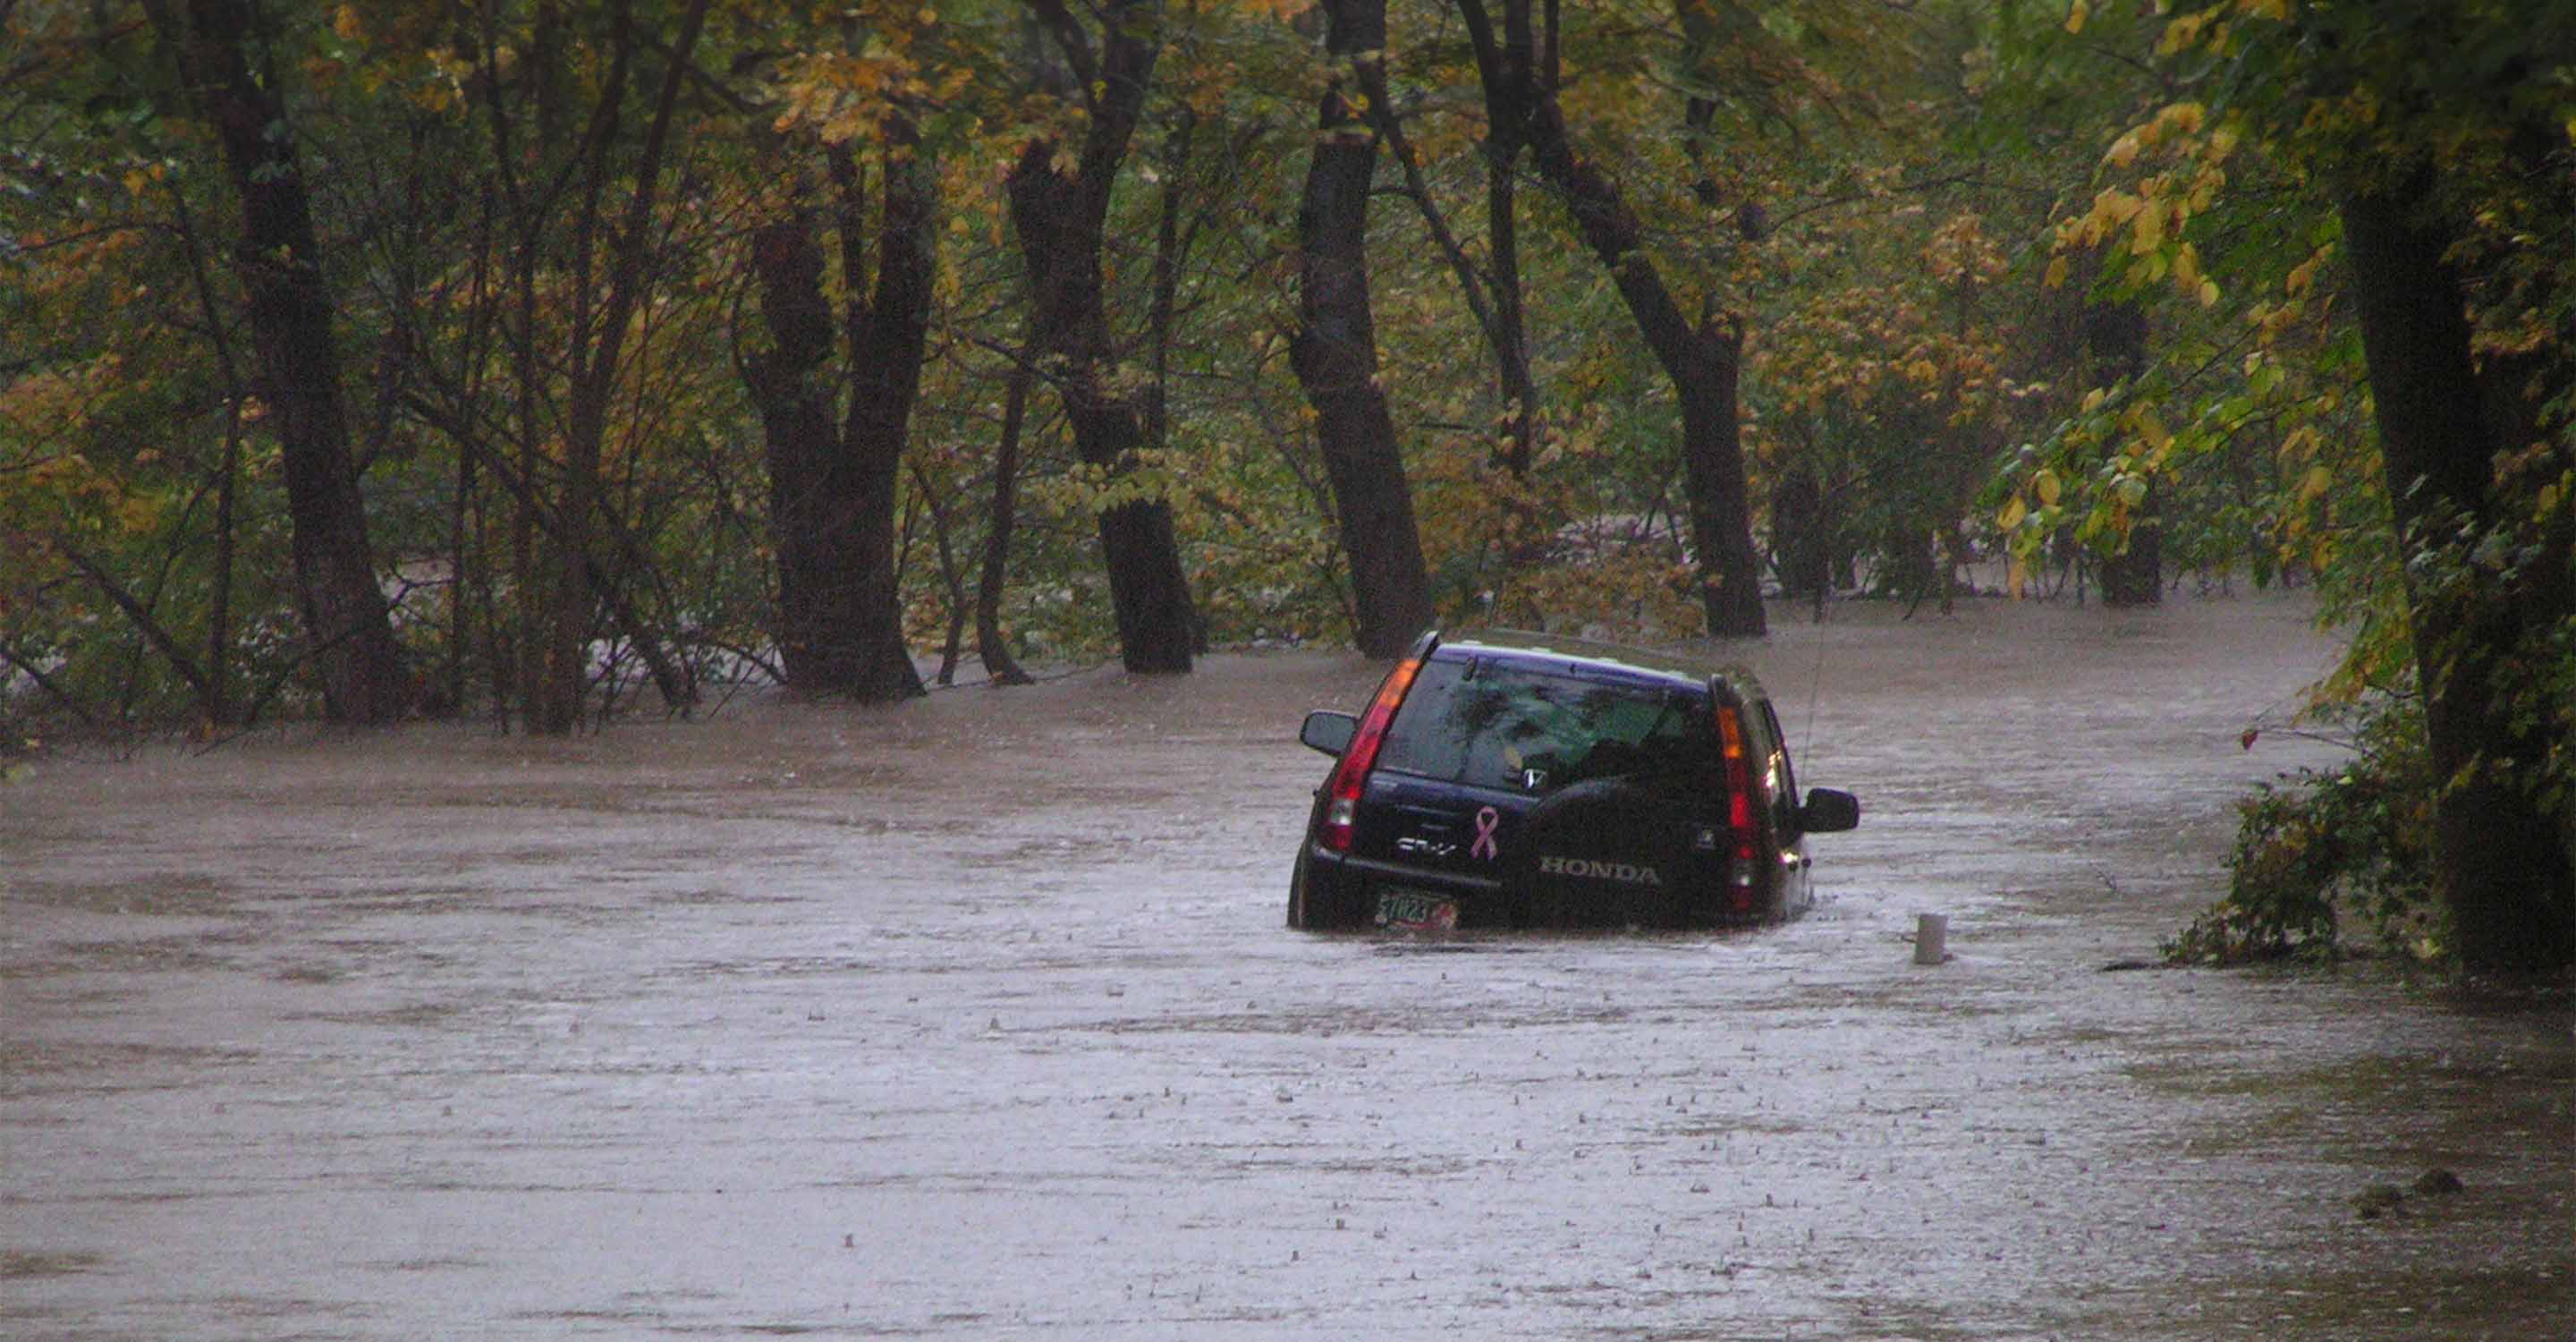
1289;628;1859;931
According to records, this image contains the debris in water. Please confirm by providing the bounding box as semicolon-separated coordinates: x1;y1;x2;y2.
2353;1184;2408;1220
2411;1168;2464;1196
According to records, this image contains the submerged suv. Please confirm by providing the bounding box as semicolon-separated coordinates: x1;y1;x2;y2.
1289;629;1859;930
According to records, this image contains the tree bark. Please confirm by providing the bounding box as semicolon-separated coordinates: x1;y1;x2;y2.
2338;168;2576;976
1289;0;1436;659
1008;0;1195;673
151;0;408;723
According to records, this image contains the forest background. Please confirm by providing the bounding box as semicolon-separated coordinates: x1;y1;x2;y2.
3;0;2569;975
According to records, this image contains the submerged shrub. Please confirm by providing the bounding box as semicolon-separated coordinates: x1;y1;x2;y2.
2169;702;2436;964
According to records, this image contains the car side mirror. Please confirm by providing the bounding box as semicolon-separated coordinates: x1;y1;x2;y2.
1300;709;1359;757
1800;787;1860;833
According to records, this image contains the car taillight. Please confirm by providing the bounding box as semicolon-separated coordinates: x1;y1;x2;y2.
1321;656;1421;852
1714;703;1758;908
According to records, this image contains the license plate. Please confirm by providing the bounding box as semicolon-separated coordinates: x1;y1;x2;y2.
1376;887;1458;931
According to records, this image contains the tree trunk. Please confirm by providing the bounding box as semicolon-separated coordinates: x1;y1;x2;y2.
526;0;705;734
834;130;934;701
1007;0;1195;674
748;202;843;687
1465;0;1767;638
1771;465;1827;605
2338;169;2576;976
2087;302;2162;606
1480;95;1538;478
1353;34;1530;480
746;132;932;702
975;348;1037;686
1289;0;1436;660
152;0;407;723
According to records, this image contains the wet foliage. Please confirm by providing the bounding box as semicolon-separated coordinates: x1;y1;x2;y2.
2174;702;2435;966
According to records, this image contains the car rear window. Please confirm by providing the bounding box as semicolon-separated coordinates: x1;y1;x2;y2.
1374;658;1714;794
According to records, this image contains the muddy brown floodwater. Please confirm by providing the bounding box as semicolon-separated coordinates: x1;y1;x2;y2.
3;591;2570;1341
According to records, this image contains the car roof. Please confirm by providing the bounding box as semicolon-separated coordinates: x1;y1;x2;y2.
1426;628;1767;701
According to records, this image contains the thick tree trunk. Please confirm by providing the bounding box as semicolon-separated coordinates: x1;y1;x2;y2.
1006;0;1195;674
746;133;931;702
2338;171;2576;976
1289;0;1436;660
1668;319;1767;636
834;132;933;701
2087;302;2163;606
747;204;847;685
154;0;407;723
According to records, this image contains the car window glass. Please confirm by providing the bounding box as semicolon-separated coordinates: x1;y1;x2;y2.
1757;701;1800;831
1376;660;1713;793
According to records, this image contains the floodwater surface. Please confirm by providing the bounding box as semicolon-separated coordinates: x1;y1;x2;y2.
3;592;2569;1340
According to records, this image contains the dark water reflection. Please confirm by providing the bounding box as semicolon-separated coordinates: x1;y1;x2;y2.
3;591;2568;1339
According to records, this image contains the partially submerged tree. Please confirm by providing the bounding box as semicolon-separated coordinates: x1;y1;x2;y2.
1289;0;1436;658
146;0;409;723
1005;0;1198;674
1458;0;1768;637
2018;0;2575;973
744;12;947;702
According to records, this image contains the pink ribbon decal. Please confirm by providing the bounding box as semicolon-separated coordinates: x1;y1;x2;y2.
1470;805;1501;860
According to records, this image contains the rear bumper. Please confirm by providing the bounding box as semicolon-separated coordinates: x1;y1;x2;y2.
1297;845;1506;929
1297;843;1777;930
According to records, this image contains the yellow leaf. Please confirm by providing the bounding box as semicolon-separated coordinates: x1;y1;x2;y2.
2133;410;2172;450
2008;553;2029;599
2105;132;2140;169
2131;203;2165;254
2065;0;2089;35
123;170;149;197
2044;255;2069;289
2036;469;2063;505
2299;465;2332;502
2198;277;2220;307
1998;495;2029;531
2160;12;2213;55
